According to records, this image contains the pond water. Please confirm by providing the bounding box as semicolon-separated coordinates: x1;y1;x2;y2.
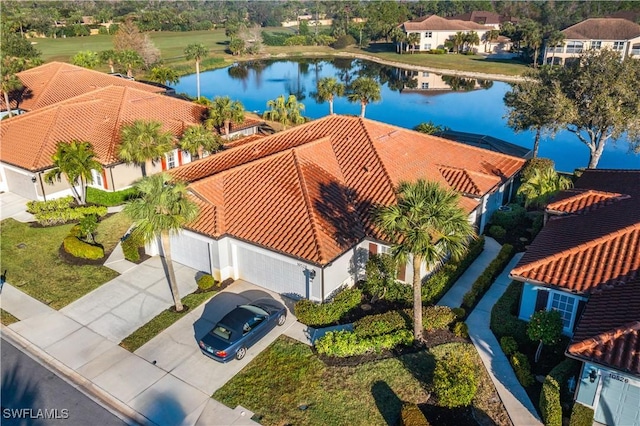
174;58;639;173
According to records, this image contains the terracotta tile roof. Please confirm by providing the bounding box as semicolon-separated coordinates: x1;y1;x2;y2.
511;170;640;293
223;133;266;148
0;86;206;171
546;189;628;215
448;11;517;26
562;18;640;41
175;115;524;265
224;117;263;134
568;278;640;376
403;15;491;32
1;62;164;112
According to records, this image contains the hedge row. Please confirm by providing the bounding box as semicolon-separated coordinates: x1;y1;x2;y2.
27;197;107;226
294;288;362;327
541;359;580;426
63;226;104;260
315;328;413;357
353;310;410;338
400;403;430;426
510;351;534;387
462;244;514;309
122;229;145;262
569;403;594;426
433;347;479;408
86;187;138;207
423;306;457;331
490;281;529;346
27;196;74;214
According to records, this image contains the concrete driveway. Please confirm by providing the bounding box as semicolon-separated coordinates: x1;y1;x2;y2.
0;192;34;222
135;279;297;395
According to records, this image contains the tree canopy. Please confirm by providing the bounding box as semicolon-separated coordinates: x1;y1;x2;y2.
44;140;102;205
263;95;305;129
118;120;174;177
347;77;381;118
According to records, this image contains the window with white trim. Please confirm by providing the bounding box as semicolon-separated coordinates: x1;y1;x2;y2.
424;43;431;50
566;41;583;54
166;152;176;169
590;40;602;50
380;245;391;255
422;72;429;77
550;292;576;329
424;31;432;38
92;169;103;187
421;82;429;89
613;41;625;51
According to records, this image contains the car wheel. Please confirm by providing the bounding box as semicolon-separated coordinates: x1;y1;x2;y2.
277;314;286;326
235;346;247;360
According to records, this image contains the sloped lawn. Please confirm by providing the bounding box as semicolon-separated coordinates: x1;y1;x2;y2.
213;336;510;426
0;213;131;309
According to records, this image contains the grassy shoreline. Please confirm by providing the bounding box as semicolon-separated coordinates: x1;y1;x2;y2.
33;29;528;82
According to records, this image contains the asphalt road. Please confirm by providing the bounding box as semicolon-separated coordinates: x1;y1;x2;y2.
1;337;130;426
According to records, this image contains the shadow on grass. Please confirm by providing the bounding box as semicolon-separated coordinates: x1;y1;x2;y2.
372;380;403;425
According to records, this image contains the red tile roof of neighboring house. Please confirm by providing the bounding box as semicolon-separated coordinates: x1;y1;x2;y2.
223;133;265;148
0;86;207;171
448;11;517;26
403;15;491;32
1;62;165;112
173;115;525;265
511;170;640;294
562;18;640;41
568;278;640;376
546;189;628;215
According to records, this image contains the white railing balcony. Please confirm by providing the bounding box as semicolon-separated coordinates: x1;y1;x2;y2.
566;47;583;54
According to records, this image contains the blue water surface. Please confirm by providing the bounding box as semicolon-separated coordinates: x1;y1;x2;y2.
174;59;639;173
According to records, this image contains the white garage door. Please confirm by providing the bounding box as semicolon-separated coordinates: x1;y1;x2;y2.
235;245;307;297
595;375;640;426
170;232;211;273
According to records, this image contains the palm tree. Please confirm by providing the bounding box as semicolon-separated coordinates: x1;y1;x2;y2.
316;77;345;115
390;27;407;54
517;167;573;209
149;66;179;86
374;180;475;341
116;49;143;78
44;140;102;205
99;50;118;73
118;120;174;177
184;43;208;100
1;57;24;118
545;30;565;65
347;77;381;118
464;32;480;53
124;173;199;312
206;96;245;138
263;95;305;130
453;32;466;53
407;32;421;54
483;29;500;53
179;124;222;159
70;51;100;69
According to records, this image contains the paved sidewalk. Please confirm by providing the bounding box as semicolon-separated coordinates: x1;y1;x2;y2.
466;253;542;426
438;237;501;308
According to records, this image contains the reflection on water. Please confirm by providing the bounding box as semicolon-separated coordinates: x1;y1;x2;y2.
175;58;639;172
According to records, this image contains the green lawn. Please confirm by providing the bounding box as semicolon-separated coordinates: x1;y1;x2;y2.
1;309;19;326
120;290;215;352
34;29;529;78
0;213;132;309
213;337;509;426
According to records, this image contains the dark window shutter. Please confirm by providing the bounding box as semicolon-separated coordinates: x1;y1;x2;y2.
397;263;406;281
535;290;549;312
369;243;377;255
573;299;587;332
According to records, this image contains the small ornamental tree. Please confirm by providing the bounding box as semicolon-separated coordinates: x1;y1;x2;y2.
528;309;563;362
78;214;99;244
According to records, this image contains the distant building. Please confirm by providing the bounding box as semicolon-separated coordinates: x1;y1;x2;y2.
543;18;640;65
448;11;518;30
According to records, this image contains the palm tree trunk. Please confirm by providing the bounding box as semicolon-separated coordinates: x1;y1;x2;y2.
195;60;201;100
108;60;115;73
329;98;334;115
161;231;184;312
360;102;366;118
4;91;12;118
140;162;147;178
412;255;423;341
224;119;230;138
533;127;541;158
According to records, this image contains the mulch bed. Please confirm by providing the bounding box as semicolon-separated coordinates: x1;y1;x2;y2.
422;328;468;348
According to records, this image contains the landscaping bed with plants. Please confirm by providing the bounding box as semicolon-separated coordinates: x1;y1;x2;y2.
213;336;510;426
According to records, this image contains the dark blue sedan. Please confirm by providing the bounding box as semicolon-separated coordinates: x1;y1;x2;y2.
199;298;287;362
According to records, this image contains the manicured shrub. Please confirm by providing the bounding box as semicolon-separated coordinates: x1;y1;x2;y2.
294;287;362;327
428;49;446;54
63;235;104;260
452;322;468;338
197;274;216;291
27;196;107;226
542;359;581;426
452;307;466;319
462;244;514;309
284;35;311;46
363;253;398;300
353;310;410;338
490;204;526;231
510;352;534;387
488;225;506;240
122;228;145;262
332;34;356;49
400;403;430;426
314;328;413;357
490;281;529;346
500;336;518;356
423;306;456;331
569;403;594;426
433;349;479;407
261;31;291;46
27;196;74;214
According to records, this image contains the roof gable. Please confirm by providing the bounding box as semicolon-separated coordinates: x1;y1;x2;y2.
403;14;491;32
562;18;640;41
3;62;164;112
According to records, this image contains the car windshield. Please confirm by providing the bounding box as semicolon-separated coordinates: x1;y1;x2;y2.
211;324;232;341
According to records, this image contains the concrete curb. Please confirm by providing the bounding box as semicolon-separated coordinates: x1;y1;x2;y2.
1;326;151;426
